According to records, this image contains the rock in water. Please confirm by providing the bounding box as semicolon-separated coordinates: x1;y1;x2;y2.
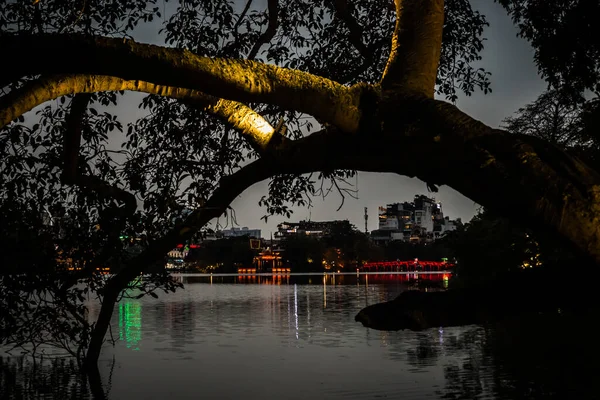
355;265;599;331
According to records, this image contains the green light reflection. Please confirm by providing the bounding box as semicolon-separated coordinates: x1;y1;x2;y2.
118;302;142;351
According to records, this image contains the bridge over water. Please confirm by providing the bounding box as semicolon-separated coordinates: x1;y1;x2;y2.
361;260;455;272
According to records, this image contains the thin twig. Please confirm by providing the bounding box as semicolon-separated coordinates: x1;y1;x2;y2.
234;0;254;37
248;0;278;60
330;0;371;61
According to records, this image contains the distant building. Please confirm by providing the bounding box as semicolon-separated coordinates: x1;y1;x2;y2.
198;229;219;241
433;216;461;239
251;248;287;274
372;195;461;244
413;194;437;233
166;228;219;269
274;220;352;240
219;227;261;238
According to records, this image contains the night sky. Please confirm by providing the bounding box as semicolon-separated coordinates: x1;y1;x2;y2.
124;1;548;238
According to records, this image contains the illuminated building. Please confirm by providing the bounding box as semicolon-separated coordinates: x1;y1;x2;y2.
243;247;289;274
220;226;262;238
274;220;352;240
372;195;461;243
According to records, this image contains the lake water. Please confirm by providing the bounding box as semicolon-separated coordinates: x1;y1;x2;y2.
1;273;599;399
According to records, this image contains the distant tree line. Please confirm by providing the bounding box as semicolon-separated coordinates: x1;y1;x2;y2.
184;222;457;273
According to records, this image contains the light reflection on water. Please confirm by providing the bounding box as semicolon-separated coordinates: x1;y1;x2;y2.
2;273;599;399
118;302;142;351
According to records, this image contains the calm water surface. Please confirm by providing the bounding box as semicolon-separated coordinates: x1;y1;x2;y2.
1;273;598;399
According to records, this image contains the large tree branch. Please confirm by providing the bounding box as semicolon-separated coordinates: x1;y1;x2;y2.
1;34;361;133
85;128;364;366
157;94;600;267
377;93;600;263
111;93;600;270
92;92;600;281
380;0;444;96
0;74;289;153
247;0;278;60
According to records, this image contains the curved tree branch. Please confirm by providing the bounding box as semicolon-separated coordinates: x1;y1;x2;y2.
61;92;137;214
97;92;600;273
58;93;137;290
378;94;600;264
1;34;361;132
0;74;289;153
233;0;254;37
85;129;361;366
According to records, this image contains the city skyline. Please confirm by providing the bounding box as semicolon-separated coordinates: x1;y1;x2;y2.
214;189;466;239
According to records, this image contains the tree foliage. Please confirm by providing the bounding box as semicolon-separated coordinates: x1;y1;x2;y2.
497;0;600;97
502;88;585;148
282;235;325;272
446;209;533;286
185;236;255;272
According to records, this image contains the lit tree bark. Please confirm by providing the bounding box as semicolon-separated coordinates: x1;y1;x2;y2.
1;35;361;133
0;75;286;153
381;0;444;95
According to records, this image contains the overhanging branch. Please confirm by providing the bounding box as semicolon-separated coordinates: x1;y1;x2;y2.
79;95;600;363
59;93;137;289
85;155;285;364
0;74;288;154
2;34;361;133
110;129;354;287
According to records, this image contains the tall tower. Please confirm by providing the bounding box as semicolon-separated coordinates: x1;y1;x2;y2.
364;207;368;234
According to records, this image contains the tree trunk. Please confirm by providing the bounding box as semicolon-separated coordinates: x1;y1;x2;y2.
84;280;121;368
85;362;107;400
